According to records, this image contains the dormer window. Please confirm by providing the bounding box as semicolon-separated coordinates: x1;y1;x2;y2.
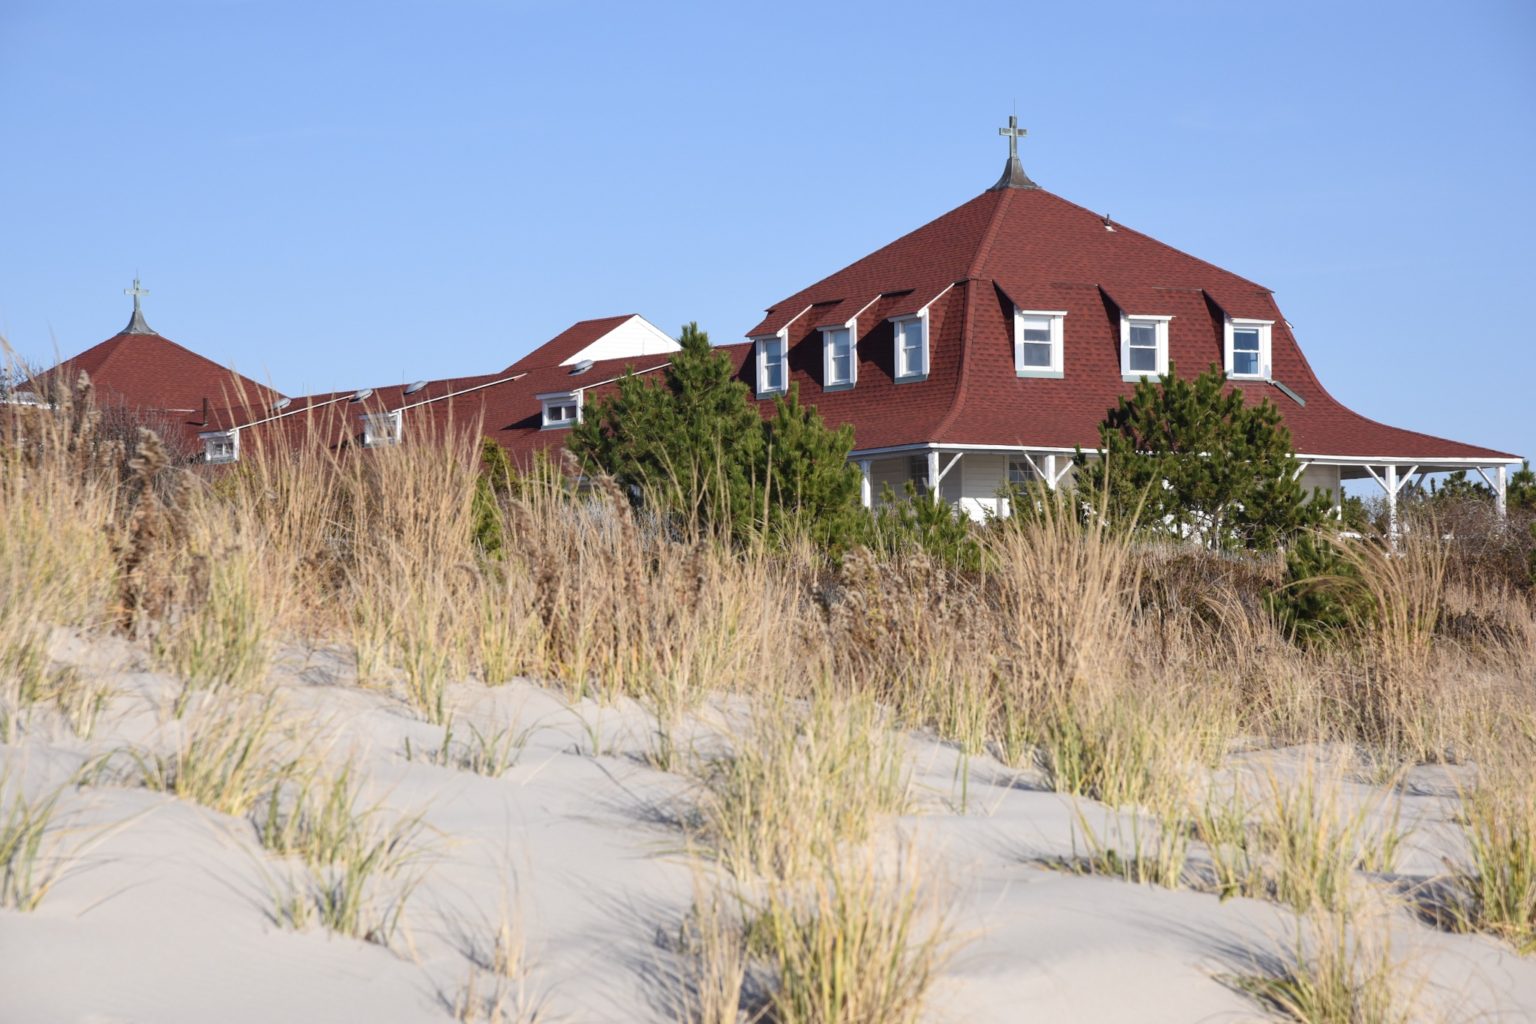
201;430;239;464
893;316;927;380
1014;310;1066;378
361;410;402;448
755;336;787;397
823;327;855;389
1120;315;1171;380
1224;318;1273;380
538;391;582;429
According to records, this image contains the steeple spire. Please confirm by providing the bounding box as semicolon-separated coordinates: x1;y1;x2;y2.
989;114;1038;191
122;276;154;334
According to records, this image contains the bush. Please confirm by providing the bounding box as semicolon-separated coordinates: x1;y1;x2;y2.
571;323;862;550
1075;363;1332;551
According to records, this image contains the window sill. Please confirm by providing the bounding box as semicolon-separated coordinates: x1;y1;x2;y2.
540;423;576;431
894;373;929;384
823;381;856;393
1122;372;1162;383
1016;368;1064;379
1226;373;1269;382
755;388;787;400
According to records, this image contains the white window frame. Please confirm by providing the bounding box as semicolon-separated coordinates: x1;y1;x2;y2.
1013;309;1067;378
201;429;239;464
822;326;856;389
1224;317;1273;380
1006;455;1038;488
538;390;582;429
753;334;787;397
361;410;403;448
1120;314;1172;380
891;315;928;381
907;454;931;495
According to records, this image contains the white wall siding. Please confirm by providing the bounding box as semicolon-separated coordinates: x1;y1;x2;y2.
1299;464;1342;504
561;315;681;365
870;457;908;504
957;453;1005;520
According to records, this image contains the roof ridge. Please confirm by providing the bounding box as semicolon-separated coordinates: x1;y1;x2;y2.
930;281;974;442
965;187;1012;281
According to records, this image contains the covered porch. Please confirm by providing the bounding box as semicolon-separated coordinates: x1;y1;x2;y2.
851;445;1077;521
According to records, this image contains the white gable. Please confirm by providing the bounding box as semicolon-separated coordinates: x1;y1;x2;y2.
561;315;680;366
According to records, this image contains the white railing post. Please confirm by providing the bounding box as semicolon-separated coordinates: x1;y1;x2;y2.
858;459;872;510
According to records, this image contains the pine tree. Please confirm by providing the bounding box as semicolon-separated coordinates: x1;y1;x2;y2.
571;322;764;532
1508;460;1536;513
1074;362;1330;551
571;323;862;547
762;383;863;548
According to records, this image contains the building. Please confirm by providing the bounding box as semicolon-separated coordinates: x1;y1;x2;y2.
22;279;283;453
710;119;1519;529
31;124;1521;529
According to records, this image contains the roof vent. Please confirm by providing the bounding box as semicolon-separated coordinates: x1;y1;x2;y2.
569;359;594;375
1102;214;1116;232
403;380;428;395
350;388;374;404
271;397;292;412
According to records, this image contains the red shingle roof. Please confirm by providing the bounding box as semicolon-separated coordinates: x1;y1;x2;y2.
738;185;1516;462
28;329;283;447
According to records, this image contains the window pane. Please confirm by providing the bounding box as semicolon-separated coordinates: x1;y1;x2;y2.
1233;351;1259;376
1130;323;1157;346
1130;347;1157;372
1021;316;1050;341
831;352;851;382
1023;341;1053;367
1008;457;1035;485
1233;328;1259;351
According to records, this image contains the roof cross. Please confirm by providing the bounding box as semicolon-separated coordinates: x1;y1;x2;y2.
998;114;1027;162
121;276;155;334
989;113;1039;191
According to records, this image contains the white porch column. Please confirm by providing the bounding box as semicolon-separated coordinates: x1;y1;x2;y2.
858;459;872;510
927;449;941;504
1386;464;1399;549
1497;465;1508;520
1044;454;1058;492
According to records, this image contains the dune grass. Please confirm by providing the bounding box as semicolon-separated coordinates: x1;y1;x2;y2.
1233;905;1414;1024
1454;768;1536;953
0;771;67;912
110;693;293;817
746;850;955;1024
687;692;909;881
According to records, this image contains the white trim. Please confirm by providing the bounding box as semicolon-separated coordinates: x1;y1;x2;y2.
892;315;928;380
537;389;583;429
360;409;403;448
1120;314;1171;378
821;326;856;389
1014;309;1067;377
753;334;788;397
199;429;240;464
1224;317;1273;380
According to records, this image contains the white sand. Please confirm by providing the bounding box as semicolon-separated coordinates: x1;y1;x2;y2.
3;632;1534;1022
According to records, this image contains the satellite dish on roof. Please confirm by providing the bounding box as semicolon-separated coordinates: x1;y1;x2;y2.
570;359;594;375
350;388;374;404
403;380;428;395
271;397;292;412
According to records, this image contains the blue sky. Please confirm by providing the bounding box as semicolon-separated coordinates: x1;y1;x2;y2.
2;0;1532;466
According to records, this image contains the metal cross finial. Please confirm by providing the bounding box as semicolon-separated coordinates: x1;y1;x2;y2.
121;276;155;334
124;277;149;311
989;113;1038;191
998;115;1027;162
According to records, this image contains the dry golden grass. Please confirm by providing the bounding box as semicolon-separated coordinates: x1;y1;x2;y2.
6;379;1536;1008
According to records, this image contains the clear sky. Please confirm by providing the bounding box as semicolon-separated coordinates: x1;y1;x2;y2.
2;0;1532;467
